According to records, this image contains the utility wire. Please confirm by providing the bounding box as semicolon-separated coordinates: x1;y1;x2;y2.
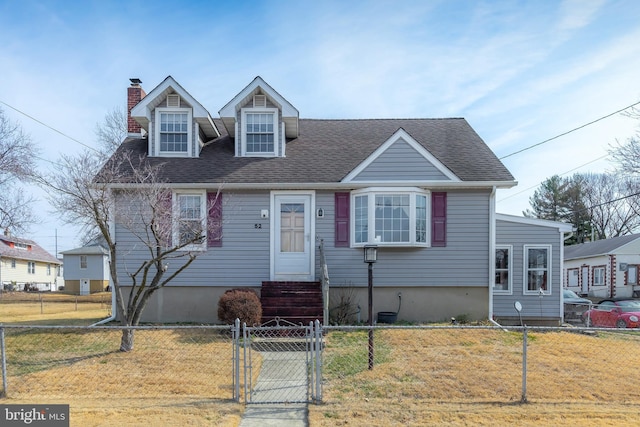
499;100;640;160
0;99;100;153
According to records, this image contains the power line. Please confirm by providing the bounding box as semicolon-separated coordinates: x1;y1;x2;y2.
0;100;99;153
499;100;640;160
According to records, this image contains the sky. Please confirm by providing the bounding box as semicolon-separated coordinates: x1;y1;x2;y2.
0;0;639;257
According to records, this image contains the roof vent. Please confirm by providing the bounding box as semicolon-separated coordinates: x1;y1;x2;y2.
167;94;181;108
253;95;266;108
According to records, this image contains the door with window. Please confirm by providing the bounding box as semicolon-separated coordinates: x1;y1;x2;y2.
273;194;314;281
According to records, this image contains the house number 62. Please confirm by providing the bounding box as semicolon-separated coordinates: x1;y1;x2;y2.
254;224;262;229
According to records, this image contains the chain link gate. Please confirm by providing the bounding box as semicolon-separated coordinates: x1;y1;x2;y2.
234;318;322;404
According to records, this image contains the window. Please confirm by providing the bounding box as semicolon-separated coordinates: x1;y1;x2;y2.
47;264;51;276
627;265;638;285
567;268;579;287
155;108;192;156
494;246;512;293
352;189;429;247
241;108;279;156
174;192;206;249
524;245;551;295
80;255;87;269
27;261;35;274
11;259;15;268
593;266;606;286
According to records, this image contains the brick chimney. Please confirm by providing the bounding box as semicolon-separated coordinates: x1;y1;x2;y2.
127;78;146;136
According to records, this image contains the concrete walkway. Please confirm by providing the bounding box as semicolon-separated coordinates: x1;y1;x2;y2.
239;351;309;427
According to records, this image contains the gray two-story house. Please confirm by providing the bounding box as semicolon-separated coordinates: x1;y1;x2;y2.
104;76;569;325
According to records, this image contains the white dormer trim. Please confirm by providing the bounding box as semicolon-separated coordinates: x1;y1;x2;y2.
219;76;299;139
130;76;220;141
341;128;461;183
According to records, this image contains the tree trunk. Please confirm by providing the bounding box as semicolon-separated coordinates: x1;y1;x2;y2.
120;328;134;352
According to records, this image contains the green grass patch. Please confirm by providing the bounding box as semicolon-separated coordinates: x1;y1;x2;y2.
323;330;391;378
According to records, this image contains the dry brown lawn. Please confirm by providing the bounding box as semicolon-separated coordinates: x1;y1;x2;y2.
309;327;640;426
0;291;111;325
4;298;640;426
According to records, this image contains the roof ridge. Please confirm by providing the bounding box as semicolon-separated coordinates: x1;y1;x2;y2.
298;117;466;121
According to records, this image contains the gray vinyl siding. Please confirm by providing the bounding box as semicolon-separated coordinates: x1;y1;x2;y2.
352;139;451;181
115;191;271;287
62;254;107;281
494;219;563;320
115;188;492;290
316;189;491;288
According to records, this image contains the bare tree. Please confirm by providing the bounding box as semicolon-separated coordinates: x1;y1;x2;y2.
38;149;221;351
579;172;640;239
95;107;127;157
0;107;38;233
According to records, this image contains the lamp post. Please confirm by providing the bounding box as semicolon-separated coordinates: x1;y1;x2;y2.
364;245;378;370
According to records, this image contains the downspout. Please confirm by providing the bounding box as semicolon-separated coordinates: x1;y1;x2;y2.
488;186;496;323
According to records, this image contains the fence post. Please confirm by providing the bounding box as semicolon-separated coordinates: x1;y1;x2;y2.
233;318;240;402
243;322;249;404
521;326;528;403
314;319;322;403
1;327;7;397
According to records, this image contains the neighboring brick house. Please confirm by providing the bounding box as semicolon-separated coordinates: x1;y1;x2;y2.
564;234;640;299
0;230;62;291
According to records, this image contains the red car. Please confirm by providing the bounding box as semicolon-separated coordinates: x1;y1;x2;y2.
582;299;640;328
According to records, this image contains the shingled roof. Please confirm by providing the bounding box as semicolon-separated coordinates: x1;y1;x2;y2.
109;117;514;186
564;234;640;260
0;235;60;264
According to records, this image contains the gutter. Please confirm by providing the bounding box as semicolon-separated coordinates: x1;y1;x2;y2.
91;289;116;326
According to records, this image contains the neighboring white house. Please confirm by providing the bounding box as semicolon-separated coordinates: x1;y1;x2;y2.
564;234;640;299
60;244;110;295
0;230;62;291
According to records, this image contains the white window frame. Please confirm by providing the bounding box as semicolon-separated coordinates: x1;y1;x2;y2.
567;268;579;287
627;265;638;285
80;255;87;269
494;245;512;294
593;266;606;286
27;261;35;274
241;107;279;157
350;187;430;248
523;244;552;295
155;107;193;157
173;190;207;251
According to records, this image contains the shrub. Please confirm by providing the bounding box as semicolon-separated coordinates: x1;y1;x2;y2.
217;289;262;326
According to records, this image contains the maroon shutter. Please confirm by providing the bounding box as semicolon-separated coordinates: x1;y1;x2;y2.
335;192;350;247
431;192;446;247
158;191;173;247
207;191;222;247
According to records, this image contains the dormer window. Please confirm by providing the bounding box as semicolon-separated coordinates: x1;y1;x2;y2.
241;107;280;157
154;107;193;157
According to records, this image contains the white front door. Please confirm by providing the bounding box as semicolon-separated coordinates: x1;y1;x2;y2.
581;266;589;295
272;193;314;281
80;279;90;296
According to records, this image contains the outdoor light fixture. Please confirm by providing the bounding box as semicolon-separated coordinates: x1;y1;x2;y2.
364;244;378;370
363;245;378;264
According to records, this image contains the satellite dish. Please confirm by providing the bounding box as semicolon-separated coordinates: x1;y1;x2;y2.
514;301;522;312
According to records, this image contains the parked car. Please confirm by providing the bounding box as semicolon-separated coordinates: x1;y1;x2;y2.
582;299;640;328
563;288;591;322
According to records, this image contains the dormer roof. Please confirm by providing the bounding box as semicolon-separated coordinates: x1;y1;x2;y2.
218;76;299;138
130;76;220;139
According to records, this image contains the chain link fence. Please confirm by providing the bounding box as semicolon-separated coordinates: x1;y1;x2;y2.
0;291;111;318
1;323;640;421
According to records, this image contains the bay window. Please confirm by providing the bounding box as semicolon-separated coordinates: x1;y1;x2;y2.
352;188;429;247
